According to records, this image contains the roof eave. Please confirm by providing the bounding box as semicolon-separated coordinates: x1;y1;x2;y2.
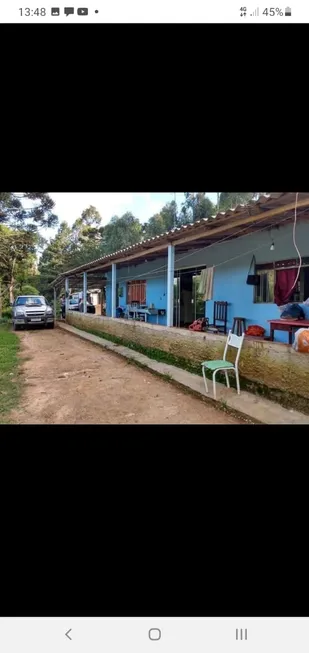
49;193;309;287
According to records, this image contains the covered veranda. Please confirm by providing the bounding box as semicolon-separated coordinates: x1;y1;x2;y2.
50;192;309;329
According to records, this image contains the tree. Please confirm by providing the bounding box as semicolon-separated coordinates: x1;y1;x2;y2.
144;213;167;238
14;249;38;296
182;193;215;222
38;221;74;295
0;192;58;230
0;193;58;304
160;201;178;230
145;201;178;238
0;225;37;303
103;212;142;253
218;192;255;211
0;281;4;319
67;205;105;268
37;208;105;298
20;284;40;295
71;205;103;246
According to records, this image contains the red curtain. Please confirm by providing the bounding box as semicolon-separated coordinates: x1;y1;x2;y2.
274;268;298;306
127;281;146;304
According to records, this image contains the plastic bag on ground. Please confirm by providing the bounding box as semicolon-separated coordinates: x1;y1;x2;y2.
293;328;309;353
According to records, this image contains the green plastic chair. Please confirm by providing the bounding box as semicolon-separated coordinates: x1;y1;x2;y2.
201;330;245;400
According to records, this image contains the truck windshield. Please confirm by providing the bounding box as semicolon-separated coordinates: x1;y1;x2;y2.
16;297;46;306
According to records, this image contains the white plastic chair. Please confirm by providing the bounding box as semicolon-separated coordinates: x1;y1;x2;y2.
201;330;245;400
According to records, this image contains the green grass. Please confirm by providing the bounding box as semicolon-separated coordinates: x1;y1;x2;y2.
0;323;21;423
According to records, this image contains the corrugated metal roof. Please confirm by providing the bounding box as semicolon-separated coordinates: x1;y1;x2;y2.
50;192;309;286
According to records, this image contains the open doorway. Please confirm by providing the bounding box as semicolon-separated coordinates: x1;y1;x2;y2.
173;267;206;328
303;267;309;300
286;266;309;303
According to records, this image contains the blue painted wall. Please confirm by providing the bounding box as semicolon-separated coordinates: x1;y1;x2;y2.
105;221;309;341
106;258;168;325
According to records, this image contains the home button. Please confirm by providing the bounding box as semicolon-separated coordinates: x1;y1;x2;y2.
149;629;161;641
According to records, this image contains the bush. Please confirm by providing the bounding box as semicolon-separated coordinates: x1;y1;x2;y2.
1;307;12;319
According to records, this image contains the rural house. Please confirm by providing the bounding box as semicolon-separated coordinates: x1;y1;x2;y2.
50;193;309;406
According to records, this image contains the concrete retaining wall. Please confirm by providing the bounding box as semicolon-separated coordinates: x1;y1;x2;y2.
66;312;309;400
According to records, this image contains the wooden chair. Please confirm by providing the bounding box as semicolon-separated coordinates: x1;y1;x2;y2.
201;330;245;400
207;301;228;335
232;317;246;336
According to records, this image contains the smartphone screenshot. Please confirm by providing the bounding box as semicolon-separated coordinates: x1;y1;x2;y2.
1;617;309;652
1;192;309;426
0;0;302;22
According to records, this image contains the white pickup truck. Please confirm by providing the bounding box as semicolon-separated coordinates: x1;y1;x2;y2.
12;295;54;330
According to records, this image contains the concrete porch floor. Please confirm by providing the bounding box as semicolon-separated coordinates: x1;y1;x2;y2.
57;321;309;425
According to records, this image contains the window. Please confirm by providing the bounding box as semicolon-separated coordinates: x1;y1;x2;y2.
255;269;275;303
254;262;309;304
127;280;146;304
16;296;46;306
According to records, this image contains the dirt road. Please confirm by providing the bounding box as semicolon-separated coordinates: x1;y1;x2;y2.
10;327;242;424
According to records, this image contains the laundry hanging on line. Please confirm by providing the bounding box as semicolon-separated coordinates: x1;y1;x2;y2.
198;268;208;295
198;267;214;301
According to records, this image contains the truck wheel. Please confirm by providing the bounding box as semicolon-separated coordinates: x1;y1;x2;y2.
47;323;55;329
13;323;19;331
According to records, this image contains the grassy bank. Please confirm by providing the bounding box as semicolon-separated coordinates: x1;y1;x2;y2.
66;319;309;416
0;323;21;423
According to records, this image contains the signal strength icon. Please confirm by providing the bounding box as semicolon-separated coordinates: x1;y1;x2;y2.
250;7;259;15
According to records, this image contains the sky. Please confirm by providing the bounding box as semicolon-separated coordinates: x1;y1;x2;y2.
41;192;219;241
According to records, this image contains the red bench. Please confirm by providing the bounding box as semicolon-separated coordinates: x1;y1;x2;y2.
268;319;309;345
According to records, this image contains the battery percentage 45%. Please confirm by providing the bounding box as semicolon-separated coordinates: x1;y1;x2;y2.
262;7;284;14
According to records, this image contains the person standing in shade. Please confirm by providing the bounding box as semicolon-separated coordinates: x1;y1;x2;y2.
61;295;66;320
